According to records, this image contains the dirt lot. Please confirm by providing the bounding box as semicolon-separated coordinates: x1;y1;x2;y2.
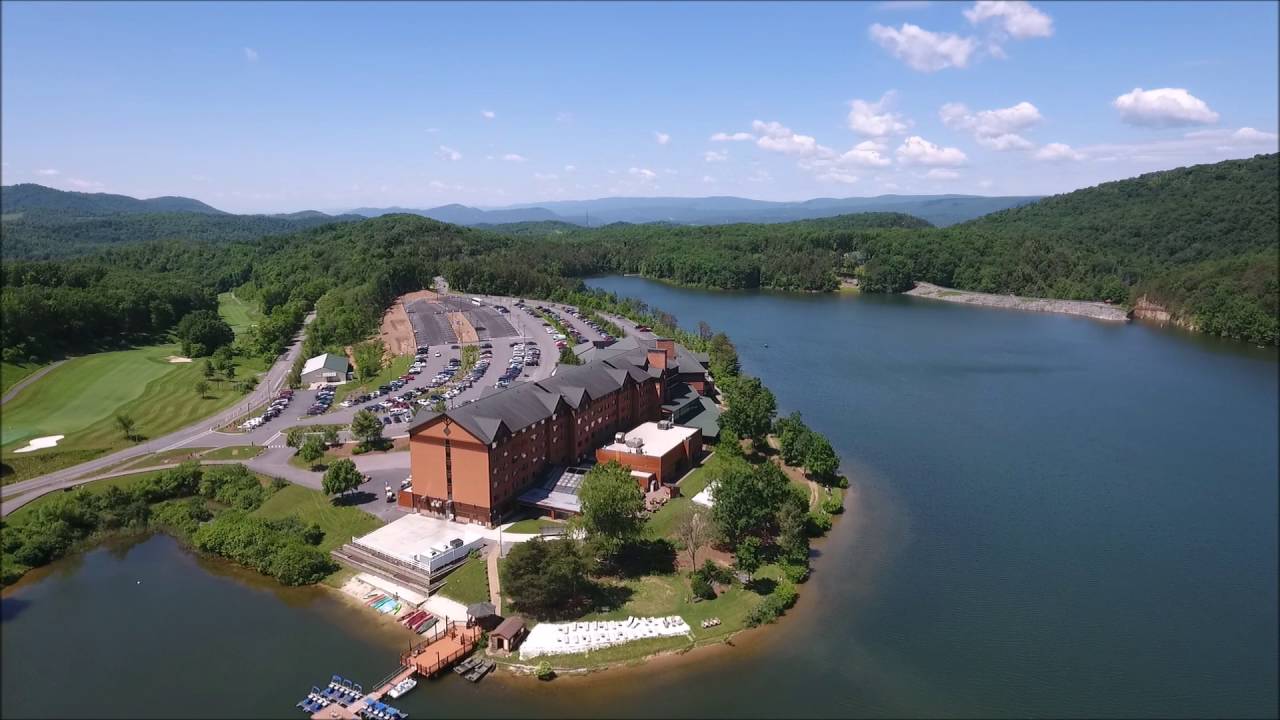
380;289;438;356
447;312;480;343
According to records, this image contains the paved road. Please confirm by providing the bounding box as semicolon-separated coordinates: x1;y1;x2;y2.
1;360;65;405
0;314;314;514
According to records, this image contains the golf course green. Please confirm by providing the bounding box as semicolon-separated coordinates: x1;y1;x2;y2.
217;291;264;336
1;344;267;485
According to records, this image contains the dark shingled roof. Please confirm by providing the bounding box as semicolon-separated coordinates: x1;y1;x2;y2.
492;615;527;639
578;337;709;378
407;351;681;444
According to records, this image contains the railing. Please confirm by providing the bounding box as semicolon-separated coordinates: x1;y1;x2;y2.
347;540;434;575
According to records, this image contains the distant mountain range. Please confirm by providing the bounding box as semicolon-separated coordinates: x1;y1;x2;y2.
0;184;362;259
345;194;1042;228
0;183;228;216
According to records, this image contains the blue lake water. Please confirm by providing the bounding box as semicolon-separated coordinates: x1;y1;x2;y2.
3;278;1276;718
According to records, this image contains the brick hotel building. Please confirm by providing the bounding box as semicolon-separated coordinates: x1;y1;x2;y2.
403;338;715;525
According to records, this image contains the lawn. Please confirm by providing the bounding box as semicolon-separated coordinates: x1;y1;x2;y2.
510;571;767;669
0;344;269;485
115;446;212;472
200;445;265;461
217;291;264;337
251;484;384;554
503;517;566;534
644;453;722;539
334;354;412;406
1;360;49;396
437;556;491;605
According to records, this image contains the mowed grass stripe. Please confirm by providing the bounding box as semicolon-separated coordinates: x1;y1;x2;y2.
0;346;176;447
218;291;263;337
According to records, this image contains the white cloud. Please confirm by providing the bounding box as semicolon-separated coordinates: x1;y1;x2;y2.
838;140;893;167
747;169;773;183
654;131;671;145
563;164;577;172
68;178;103;189
533;172;559;181
243;47;259;62
702;175;716;184
710;131;754;142
1033;142;1084;161
555;111;573;125
877;1;932;10
869;23;976;72
925;168;961;180
817;171;860;184
941;100;1041;135
1230;127;1280;143
896;136;967;166
848;92;910;137
36;168;59;176
424;127;440;133
437;145;462;161
628;167;657;180
940;100;1040;150
502;153;526;162
963;1;1053;39
978;179;994;189
1113;88;1219;127
481;110;496;120
752;120;828;156
703;150;728;163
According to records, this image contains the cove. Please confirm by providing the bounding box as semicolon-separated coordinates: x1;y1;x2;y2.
3;277;1277;718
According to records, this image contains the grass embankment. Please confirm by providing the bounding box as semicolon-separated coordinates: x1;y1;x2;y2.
333;354;412;406
459;344;479;374
0;344;268;486
437;555;491;605
252;484;383;554
1;360;49;396
503;517;566;534
200;445;264;461
217;291;265;337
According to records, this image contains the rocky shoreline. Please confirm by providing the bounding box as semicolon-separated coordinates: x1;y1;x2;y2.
905;281;1131;323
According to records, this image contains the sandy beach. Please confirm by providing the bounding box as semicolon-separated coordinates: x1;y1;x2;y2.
906;281;1131;322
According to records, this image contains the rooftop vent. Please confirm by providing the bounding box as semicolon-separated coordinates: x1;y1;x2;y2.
657;420;673;430
615;431;627;444
625;437;645;454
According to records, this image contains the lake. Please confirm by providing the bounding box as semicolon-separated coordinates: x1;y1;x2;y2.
3;277;1276;718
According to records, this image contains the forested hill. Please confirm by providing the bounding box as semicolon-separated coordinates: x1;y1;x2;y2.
0;185;362;259
853;153;1278;344
1;183;225;215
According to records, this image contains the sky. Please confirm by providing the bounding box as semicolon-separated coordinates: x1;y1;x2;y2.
2;0;1277;213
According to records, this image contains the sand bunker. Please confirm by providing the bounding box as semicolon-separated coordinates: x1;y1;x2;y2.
166;356;193;363
13;435;65;453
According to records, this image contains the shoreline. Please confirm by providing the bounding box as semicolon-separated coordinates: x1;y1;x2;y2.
905;281;1131;323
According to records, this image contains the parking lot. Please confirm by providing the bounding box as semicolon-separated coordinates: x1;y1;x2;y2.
220;294;595;445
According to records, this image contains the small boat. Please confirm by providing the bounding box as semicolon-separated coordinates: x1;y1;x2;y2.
762;343;768;348
386;677;417;699
464;659;495;683
453;656;481;676
416;616;438;634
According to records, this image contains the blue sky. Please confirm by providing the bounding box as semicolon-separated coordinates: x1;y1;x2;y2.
2;1;1277;213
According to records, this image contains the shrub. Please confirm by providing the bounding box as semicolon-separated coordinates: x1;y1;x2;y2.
807;510;833;536
151;497;212;537
269;543;338;586
780;562;811;584
820;489;844;515
535;661;555;681
690;574;716;600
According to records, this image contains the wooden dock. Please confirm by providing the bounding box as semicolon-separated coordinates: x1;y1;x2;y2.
402;621;482;677
307;621;481;720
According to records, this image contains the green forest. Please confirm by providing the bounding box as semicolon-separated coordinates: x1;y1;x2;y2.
1;154;1276;354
